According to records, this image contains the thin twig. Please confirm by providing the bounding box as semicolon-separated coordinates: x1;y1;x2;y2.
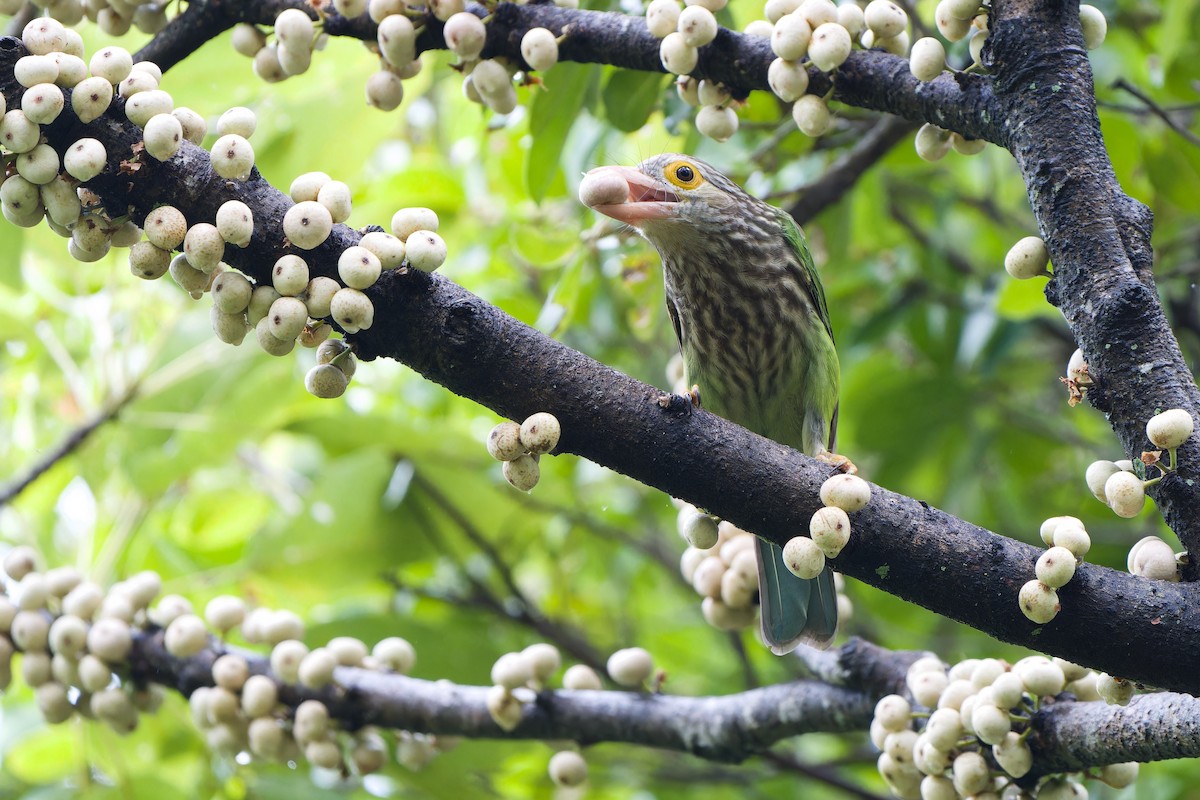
0;386;138;507
1112;78;1200;147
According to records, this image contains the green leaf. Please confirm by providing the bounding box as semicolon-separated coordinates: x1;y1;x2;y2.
602;69;668;132
526;63;596;202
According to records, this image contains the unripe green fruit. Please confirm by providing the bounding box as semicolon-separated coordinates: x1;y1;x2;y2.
503;453;540;491
290;171;331;203
906;669;947;708
909;36;945;81
184;222;226;273
44;567;81;599
391;206;438;239
1038;515;1081;547
315;180;352;224
1013;655;1065;696
275;7;315;50
270;638;309;682
35;681;72;724
62;581;103;620
305;363;349;398
691;554;724;597
284;200;333;249
378;14;417;66
232;23;267;57
521;27;559;71
1104;470;1145;518
491;651;533;690
1146;408;1194;449
267;293;312;338
950;133;987;155
216;200;254;247
117;71;157;99
968;28;987;63
253;46;287;83
373;636;416;673
809;505;850;556
298;646;337;688
548;751;587;787
1128;535;1177;581
1052;523;1091;558
1084;459;1120;502
306;739;342;769
211;133;255;181
1004;235;1050;279
129;242;171;280
1096;672;1133;705
0;175;38;216
143;112;183;160
405;229;447;271
660;31;699;74
21;82;64;124
248;285;281;325
366;70;405;111
89;45;133;84
676;75;700;105
142;205;186;251
1036;546;1077;588
16;144;61;185
677;5;717;47
950;750;989;796
40;174;81;227
86;617;133;662
520;411;561;455
338;245;382;289
914;123;952;162
924;707;962;750
22;17;66;55
1098;762;1139;789
792;94;831;136
443;12;487;59
256;317;297;356
62;137;107;181
819;473;870;512
272;254;310;296
764;0;801;24
172;106;207;145
768;57;809;102
873;694;911;731
487;421;525;460
680;508;720;549
607;646;653;687
241;674;278;718
330;287;374;333
125;88;173;128
992;731;1032;778
15;55;58;88
216;106;257;139
864;0;906;38
486;684;523;730
563;663;602;690
211;306;249;345
1017;579;1059;624
0;110;40;154
695;104;738;142
298;322;332;348
1079;4;1106;49
971;701;1010;745
771;12;812;60
211;653;249;691
808;22;851;71
646;0;680;38
430;0;464;20
934;0;971;40
297;277;338;320
164;613;209;657
782;535;825;579
327;636;368;667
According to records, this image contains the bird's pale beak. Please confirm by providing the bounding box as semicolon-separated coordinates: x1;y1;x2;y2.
579;166;679;226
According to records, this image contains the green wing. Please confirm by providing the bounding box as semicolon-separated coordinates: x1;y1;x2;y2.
776;208;839;450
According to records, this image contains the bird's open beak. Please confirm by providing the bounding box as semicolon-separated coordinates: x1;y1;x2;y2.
580;166;679;226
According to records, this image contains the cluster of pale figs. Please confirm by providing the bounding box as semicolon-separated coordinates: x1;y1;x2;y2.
485;643;657;788
486;412;561;491
0;544;461;776
873;653;1139;799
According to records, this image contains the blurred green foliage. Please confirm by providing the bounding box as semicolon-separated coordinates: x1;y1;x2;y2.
0;0;1198;796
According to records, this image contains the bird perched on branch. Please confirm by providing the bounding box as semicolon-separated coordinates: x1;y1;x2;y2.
580;154;843;653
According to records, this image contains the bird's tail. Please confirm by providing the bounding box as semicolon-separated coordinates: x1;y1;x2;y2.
755;538;838;654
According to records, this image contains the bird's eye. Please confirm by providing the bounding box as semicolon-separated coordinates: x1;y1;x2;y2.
663;159;704;190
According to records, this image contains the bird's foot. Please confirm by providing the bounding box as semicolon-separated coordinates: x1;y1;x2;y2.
657;385;702;412
816;451;858;475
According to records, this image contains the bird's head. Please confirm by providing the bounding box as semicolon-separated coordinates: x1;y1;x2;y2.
580;154;749;245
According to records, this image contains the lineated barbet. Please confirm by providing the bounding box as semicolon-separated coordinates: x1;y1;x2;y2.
581;154;844;653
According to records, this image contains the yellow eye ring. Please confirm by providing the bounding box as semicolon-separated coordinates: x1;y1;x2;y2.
664;160;703;190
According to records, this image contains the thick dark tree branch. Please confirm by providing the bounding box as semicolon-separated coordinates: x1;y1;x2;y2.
986;0;1200;563
7;32;1199;691
128;629;1200;768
